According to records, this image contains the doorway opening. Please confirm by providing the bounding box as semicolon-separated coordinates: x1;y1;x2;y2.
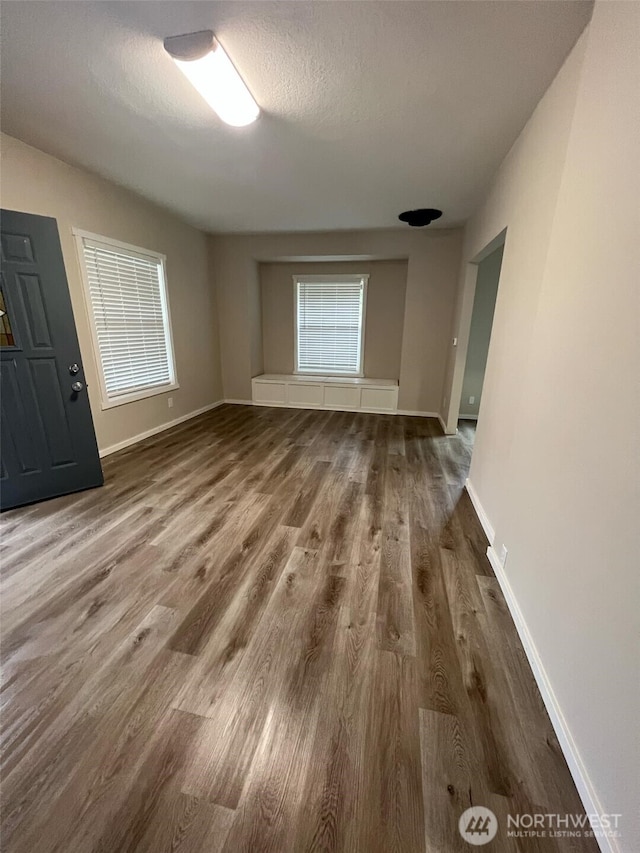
457;243;504;448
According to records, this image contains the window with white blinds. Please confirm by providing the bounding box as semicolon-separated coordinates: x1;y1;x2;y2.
75;232;177;408
295;275;367;376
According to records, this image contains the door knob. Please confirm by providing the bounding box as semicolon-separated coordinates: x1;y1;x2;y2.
71;381;84;393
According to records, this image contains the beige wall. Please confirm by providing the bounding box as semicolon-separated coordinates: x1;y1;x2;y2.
0;133;223;453
459;245;503;418
260;259;408;380
211;228;462;413
444;4;639;846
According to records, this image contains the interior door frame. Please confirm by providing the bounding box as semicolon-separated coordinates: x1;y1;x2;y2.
443;228;507;435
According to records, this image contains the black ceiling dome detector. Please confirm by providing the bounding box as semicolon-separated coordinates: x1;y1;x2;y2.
398;208;443;227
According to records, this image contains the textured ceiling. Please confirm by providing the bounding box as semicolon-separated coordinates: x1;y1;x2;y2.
0;1;592;233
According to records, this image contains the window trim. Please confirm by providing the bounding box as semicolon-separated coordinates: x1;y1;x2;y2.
293;274;368;378
73;228;179;410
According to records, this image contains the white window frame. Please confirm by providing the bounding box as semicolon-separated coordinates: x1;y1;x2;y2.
293;274;368;377
73;228;179;410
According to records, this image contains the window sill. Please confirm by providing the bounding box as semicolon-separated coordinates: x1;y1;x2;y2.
100;381;180;410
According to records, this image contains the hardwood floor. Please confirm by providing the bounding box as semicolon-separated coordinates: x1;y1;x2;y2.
0;405;597;852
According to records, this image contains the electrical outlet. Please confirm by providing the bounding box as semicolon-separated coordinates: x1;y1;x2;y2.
168;397;173;408
453;337;458;347
499;544;508;566
469;396;475;405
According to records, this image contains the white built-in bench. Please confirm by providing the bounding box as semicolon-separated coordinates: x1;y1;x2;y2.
251;374;399;413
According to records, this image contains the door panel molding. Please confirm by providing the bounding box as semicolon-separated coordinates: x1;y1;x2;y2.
0;210;103;510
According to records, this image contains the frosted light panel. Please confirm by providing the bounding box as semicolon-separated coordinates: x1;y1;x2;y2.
175;45;259;127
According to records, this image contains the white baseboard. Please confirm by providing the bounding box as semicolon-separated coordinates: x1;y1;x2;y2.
223;398;254;405
486;546;616;853
458;413;479;421
464;478;495;545
99;400;225;457
396;409;439;418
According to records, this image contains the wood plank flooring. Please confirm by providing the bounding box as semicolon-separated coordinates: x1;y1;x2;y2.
0;405;597;852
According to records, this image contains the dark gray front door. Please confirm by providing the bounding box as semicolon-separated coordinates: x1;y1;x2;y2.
0;209;103;510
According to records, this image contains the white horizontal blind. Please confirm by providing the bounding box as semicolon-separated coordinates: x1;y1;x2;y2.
81;238;175;399
296;277;365;375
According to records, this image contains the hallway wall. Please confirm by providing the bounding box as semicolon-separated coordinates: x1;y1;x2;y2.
444;5;640;848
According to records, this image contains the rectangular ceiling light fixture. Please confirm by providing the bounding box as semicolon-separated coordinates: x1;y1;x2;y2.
164;30;260;127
